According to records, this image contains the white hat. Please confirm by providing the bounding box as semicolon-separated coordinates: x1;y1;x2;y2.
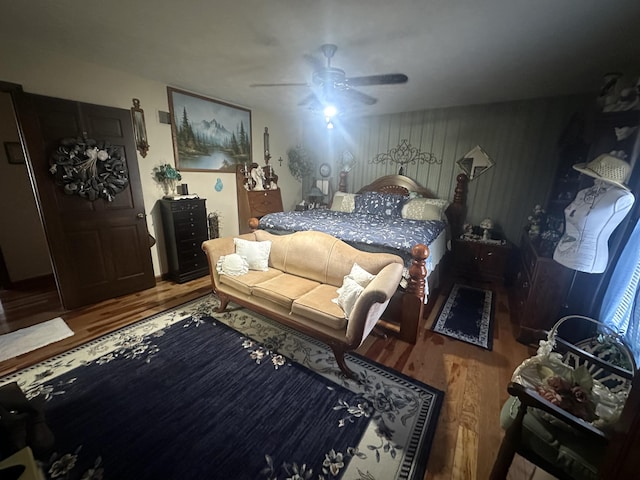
573;154;631;191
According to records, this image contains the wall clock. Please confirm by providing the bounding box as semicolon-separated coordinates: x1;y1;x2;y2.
319;163;331;178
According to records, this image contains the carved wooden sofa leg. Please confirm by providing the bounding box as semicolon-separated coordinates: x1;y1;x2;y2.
215;292;230;313
331;346;357;380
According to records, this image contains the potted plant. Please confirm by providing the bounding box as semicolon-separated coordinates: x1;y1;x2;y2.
152;163;182;196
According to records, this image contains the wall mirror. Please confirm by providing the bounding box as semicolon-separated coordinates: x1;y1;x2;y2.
131;98;150;158
457;145;494;180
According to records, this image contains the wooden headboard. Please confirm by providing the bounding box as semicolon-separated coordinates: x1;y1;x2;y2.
357;173;468;238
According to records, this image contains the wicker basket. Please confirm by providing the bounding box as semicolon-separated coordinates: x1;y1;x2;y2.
512;315;635;428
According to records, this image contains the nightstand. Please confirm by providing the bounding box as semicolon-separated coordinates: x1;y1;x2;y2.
453;236;512;285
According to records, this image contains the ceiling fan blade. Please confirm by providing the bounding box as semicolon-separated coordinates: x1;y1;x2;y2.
341;88;377;105
347;73;408;86
250;82;309;87
298;93;318;107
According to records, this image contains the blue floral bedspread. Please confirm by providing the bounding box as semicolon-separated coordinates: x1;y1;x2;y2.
259;210;445;266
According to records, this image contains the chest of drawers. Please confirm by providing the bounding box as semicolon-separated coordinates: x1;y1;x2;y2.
512;231;573;342
159;198;209;283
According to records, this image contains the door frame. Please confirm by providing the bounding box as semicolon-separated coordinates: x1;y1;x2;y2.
0;81;62;301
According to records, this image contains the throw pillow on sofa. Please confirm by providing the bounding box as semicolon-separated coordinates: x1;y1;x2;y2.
234;238;271;271
334;276;364;320
216;253;249;276
348;263;376;287
332;263;377;319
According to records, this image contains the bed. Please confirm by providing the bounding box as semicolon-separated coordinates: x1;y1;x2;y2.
255;173;468;343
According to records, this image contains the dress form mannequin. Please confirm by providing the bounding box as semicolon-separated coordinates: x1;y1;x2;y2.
554;179;634;273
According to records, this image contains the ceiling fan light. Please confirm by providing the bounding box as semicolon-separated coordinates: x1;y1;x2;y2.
323;105;338;118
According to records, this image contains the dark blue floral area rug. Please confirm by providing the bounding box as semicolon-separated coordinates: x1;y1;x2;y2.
1;295;443;480
431;283;495;350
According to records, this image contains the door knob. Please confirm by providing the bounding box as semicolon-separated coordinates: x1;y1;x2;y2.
137;213;145;219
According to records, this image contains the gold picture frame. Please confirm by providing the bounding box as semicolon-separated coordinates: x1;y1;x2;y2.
167;87;252;172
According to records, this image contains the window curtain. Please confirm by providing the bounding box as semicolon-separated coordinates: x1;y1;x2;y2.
600;217;640;363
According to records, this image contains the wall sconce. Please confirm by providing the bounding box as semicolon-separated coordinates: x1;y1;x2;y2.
264;127;271;164
131;98;150;158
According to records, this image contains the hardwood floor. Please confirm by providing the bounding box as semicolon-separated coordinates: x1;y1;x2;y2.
0;274;537;479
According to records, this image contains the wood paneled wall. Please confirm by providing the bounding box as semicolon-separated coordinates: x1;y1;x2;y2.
304;94;591;243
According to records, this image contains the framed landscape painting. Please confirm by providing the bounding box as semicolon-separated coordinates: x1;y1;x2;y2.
167;87;252;172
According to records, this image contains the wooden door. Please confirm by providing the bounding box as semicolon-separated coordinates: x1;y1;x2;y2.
12;92;155;309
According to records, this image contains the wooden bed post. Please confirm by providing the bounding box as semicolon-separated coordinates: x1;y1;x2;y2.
447;173;468;239
400;243;429;344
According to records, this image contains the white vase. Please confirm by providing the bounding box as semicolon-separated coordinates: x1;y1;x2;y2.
162;180;176;196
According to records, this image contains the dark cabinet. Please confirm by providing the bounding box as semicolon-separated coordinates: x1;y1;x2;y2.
159;198;209;283
454;238;512;284
512;231;573;341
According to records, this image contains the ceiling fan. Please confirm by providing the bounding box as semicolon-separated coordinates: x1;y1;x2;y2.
250;44;408;112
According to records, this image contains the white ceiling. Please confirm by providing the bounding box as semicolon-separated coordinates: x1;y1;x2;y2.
3;0;640;118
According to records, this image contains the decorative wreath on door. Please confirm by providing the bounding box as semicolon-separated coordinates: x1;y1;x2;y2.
49;137;129;201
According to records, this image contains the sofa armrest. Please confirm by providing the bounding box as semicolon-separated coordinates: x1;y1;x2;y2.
347;262;404;346
202;234;257;289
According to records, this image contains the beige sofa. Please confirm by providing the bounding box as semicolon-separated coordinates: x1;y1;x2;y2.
202;230;404;377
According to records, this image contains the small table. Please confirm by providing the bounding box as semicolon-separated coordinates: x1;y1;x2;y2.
453;236;512;285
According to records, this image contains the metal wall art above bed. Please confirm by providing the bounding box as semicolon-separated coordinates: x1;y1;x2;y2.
370;139;440;174
49;137;129;201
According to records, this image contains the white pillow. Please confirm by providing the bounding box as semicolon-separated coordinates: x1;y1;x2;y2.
330;192;358;213
331;263;376;319
216;253;249;276
333;276;364;320
234;238;271;271
401;198;450;221
347;263;376;287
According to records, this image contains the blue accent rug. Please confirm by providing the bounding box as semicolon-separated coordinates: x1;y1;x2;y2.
1;295;443;480
432;283;495;350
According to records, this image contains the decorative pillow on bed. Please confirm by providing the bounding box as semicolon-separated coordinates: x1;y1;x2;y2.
401;198;450;221
353;191;406;217
330;192;358;213
216;254;249;276
234;238;271;271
